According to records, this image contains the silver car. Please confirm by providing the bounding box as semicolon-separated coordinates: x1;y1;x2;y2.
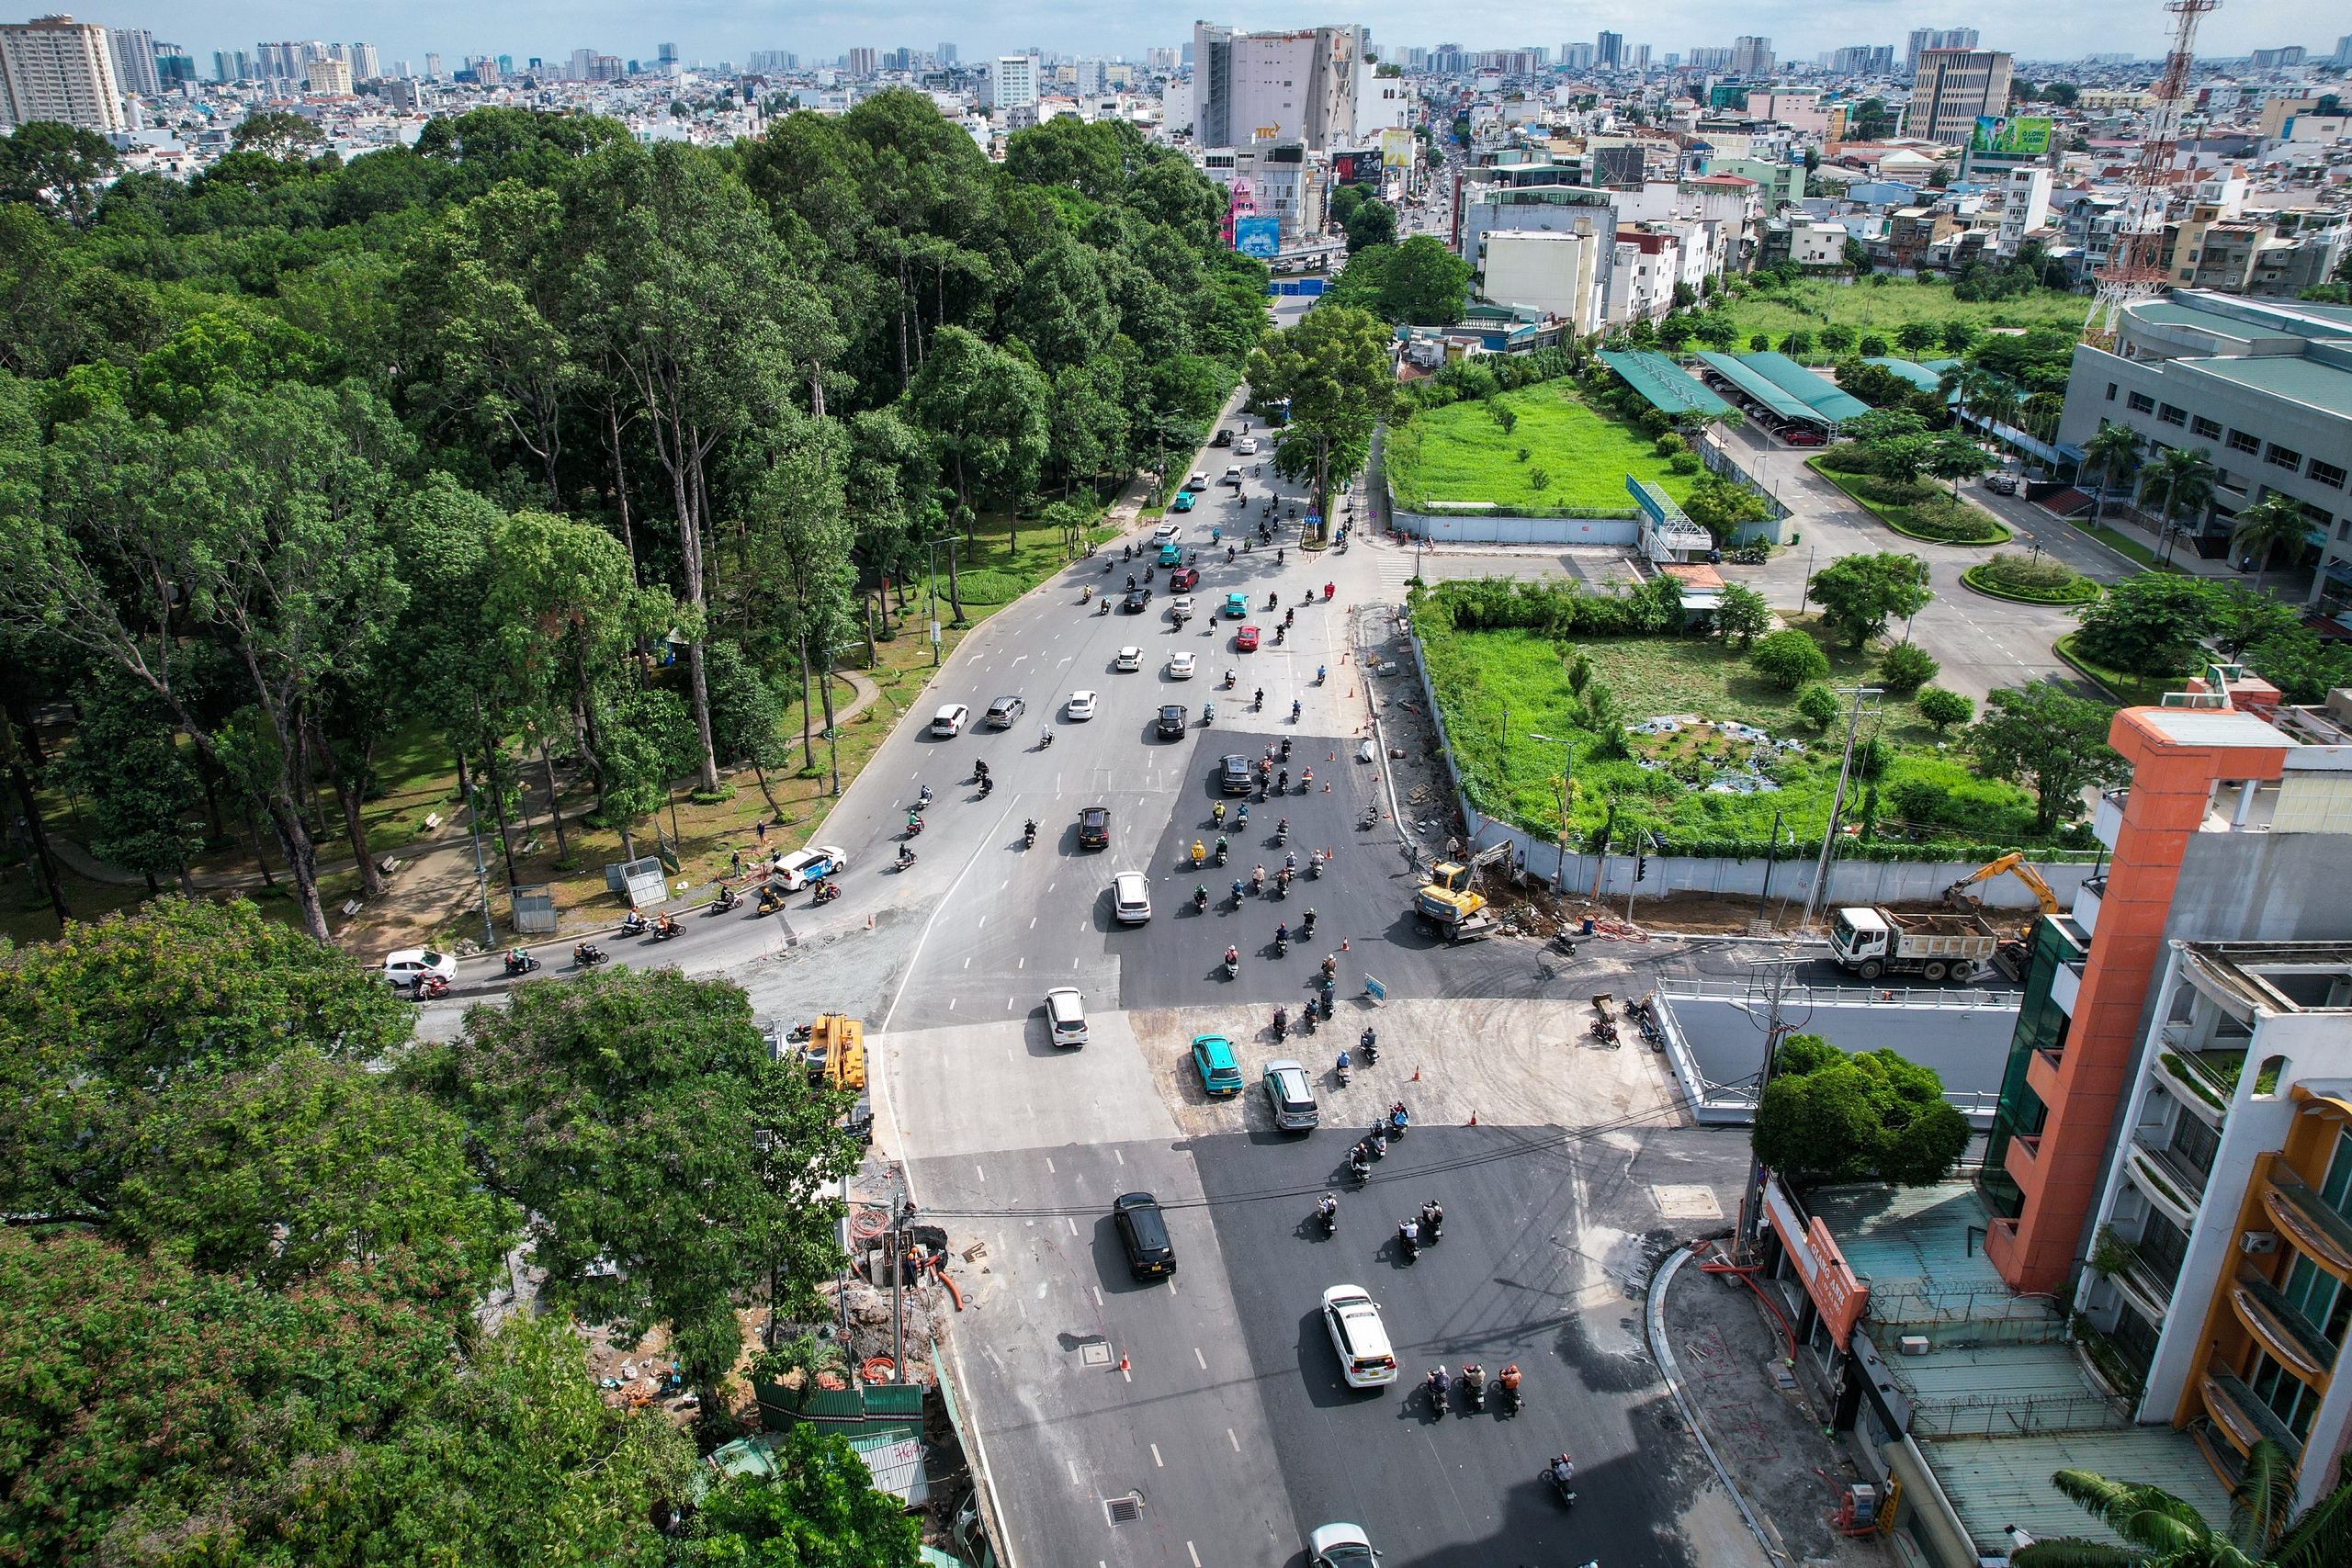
1263;1059;1317;1131
1045;987;1088;1047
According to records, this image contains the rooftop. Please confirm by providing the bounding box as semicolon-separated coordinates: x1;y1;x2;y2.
2174;355;2352;421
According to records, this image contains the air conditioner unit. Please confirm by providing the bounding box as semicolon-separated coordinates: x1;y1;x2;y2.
2241;1231;2278;1255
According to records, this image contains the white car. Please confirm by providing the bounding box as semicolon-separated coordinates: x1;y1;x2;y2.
1321;1286;1398;1388
771;844;848;891
1221;465;1243;486
930;703;969;736
1153;522;1182;543
383;948;457;989
1114;646;1144;672
1183;472;1208;491
1237;437;1259;456
1045;987;1089;1047
1113;871;1152;925
1309;1523;1379;1567
1169;594;1195;622
1066;690;1099;720
1167;651;1197;680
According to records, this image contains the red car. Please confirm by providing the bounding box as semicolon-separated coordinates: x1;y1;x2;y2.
1783;427;1826;447
1236;625;1261;652
1169;566;1201;592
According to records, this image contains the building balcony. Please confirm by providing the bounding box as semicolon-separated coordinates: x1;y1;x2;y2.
2052;958;2085;1018
2260;1166;2352;1279
2074;874;2105;938
2229;1267;2337;1387
2094;788;2127;850
2200;1364;2306;1463
2154;1044;2238;1118
2128;1144;2205;1223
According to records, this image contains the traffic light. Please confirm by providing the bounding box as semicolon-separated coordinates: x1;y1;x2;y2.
1635;844;1648;883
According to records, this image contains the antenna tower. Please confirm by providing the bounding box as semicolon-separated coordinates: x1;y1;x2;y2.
2085;0;2218;344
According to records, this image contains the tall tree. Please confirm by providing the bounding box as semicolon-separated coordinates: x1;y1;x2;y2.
1808;551;1931;648
907;324;1050;541
2012;1437;2352;1568
2137;443;2216;567
2081;418;2145;517
2230;492;2310;599
1246;304;1394;529
51;669;202;895
1966;682;2129;832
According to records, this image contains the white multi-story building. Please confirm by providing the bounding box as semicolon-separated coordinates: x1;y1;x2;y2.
989;54;1037;112
1189;21;1362;150
1478;229;1605;336
1;14;128;131
305;57;351;95
1995;165;2053;258
107;26;157;96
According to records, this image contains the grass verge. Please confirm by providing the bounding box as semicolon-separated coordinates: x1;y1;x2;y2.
1385;383;1694;513
1713;275;2089;347
2063;513;2189;574
2054;631;2173;707
1807;457;2013;545
1961;563;2101;606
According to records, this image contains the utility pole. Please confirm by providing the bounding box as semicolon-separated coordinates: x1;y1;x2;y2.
1758;807;1785;911
1803;685;1881;930
462;774;496;949
1736;957;1805;1263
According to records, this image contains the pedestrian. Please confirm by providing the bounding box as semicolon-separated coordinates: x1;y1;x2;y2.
756;819;769;849
730;851;743;875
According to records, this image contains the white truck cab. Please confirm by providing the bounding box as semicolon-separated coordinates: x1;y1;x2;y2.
1829;907;1890;968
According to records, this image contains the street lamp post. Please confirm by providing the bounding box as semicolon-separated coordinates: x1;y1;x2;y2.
1528;732;1575;892
922;535;968;668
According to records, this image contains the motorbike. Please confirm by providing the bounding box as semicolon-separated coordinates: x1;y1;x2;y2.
1462;1364;1487;1412
1023;821;1038;849
1301;908;1317;936
1224;948;1240;979
504;951;541;976
1301;769;1313;793
906;815;925;838
1402;1225;1423;1265
1081;585;1093;603
1388;1102;1410;1137
1272;1006;1289;1041
1319;988;1335;1021
1281;737;1293;760
620;912;649;938
1349;1145;1372;1184
896;848;918;870
1317;665;1327;684
1336;1051;1351;1088
978;775;995;797
1224;670;1237;689
1253;689;1264;712
1275;928;1291;956
1040;728;1054;749
1274;626;1285;646
1421;1201;1445;1243
1359;1026;1378;1065
1276;818;1290;845
413;973;452;1000
1497;1369;1523;1415
809;882;842;907
651;918;683;942
1194;886;1209;911
1309;852;1324;879
756;886;785;915
917;784;934;808
1317;1196;1339;1236
1099;600;1111;615
573;943;609;967
709;888;740;914
1203;702;1214;725
1215;839;1228;865
1546;1458;1577;1507
1367;1126;1388;1159
1251;868;1265;895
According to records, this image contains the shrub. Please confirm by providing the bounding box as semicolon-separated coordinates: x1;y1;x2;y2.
1975;551;2083;593
1916;687;1974;733
1879;641;1939;694
950;570;1027;604
1901;496;2005;542
1859;333;1889;357
1655;432;1688;457
1815;441;1877;474
1668;452;1702;475
1752;627;1830;689
1749;333;1771;352
1795;682;1844;731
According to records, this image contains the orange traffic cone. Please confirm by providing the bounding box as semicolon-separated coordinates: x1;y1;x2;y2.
1118;1353;1130;1371
1411;1065;1421;1081
1341;937;1350;952
866;913;875;930
1468;1111;1477;1126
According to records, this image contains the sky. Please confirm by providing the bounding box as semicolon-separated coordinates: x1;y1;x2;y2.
112;0;2339;75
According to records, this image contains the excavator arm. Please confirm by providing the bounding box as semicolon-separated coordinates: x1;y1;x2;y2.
1943;852;2060;917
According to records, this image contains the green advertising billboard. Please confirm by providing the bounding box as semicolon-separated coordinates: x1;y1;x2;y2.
1969;116;2052;154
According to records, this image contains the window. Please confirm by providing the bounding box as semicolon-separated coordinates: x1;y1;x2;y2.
2106;382;2118;401
2125;390;2155;413
2158;403;2188;427
2312;460;2346;491
2248;1348;2322;1440
2169;1110;2221;1178
2267;444;2303;473
2137;1208;2190;1292
2279;1251;2352;1349
2192;415;2222;438
2321;1127;2352;1218
2229;428;2262;455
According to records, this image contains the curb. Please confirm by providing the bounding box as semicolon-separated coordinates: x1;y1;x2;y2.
1646;1244;1791;1568
1957;565;2099;608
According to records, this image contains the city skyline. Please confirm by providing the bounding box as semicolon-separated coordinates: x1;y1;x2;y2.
73;0;2346;78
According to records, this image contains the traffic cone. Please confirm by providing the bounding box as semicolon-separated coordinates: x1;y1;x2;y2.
1118;1353;1129;1372
1468;1111;1477;1126
1411;1065;1420;1081
1341;937;1350;952
866;914;875;930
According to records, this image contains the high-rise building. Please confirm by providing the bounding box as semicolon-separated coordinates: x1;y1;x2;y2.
392;60;413;80
747;51;796;73
1687;47;1734;72
991;53;1037;110
2249;46;2306;70
1907;47;2013;143
1731;36;1773;76
2335;35;2352;67
1831;44;1895;75
1189;22;1363;150
1;14;128;130
1631;44;1651;70
1905;27;1980;75
153;43;193;87
107;27;158;96
1561;41;1595;71
939;42;957;64
658;42;677;63
424;52;442;80
846;47;876;77
1145;46;1176;71
305;57;351;94
1596;31;1623;68
348;43;379;81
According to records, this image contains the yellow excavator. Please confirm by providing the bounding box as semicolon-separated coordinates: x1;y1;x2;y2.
1944;852;2063;977
1414;840;1515;942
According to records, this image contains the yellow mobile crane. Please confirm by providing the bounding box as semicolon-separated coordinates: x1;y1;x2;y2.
1413;840;1515;942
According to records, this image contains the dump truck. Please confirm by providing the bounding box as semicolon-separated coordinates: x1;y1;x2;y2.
1827;907;1999;982
1412;841;1513;942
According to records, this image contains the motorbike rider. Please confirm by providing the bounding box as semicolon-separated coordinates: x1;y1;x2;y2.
1252;863;1266;891
1302;908;1317;934
1285;849;1297;872
651;912;674;936
1421;1197;1444;1235
621;909;647;934
1498;1364;1521;1404
1127;572;1137;591
1040;726;1053;748
1275;919;1291;950
1337;1047;1351;1078
1317;1191;1338;1224
1401;1218;1421;1253
574;942;603;964
1213;801;1227;826
1024;818;1038;843
1254;687;1264;710
1550;1453;1576;1491
1230;877;1245;903
1349;1143;1372;1178
1193;884;1208;908
897;844;917;867
1360;1025;1377;1063
1272;1004;1289;1034
1191;839;1206;867
1224;944;1240;971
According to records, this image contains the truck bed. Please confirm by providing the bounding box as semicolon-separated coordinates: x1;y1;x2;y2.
1884;911;2000;938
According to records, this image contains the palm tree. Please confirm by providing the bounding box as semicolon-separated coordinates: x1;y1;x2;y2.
2013;1437;2352;1568
2083;420;2146;520
2136;445;2216;568
2231;492;2312;599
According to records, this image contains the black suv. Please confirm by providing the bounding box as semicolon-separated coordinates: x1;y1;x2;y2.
1123;588;1150;613
1219;754;1252;795
1078;806;1110;850
1158;704;1188;739
1211;428;1233;447
1114;1192;1176;1279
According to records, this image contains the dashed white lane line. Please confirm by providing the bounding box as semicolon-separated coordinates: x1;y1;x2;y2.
1194;1347;1207;1370
1091;1284;1103;1306
1114;1148;1125;1165
1186;1540;1199;1565
1068;1216;1080;1235
948;998;956;1010
975;1165;985;1182
1227;1428;1239;1451
1151;1444;1164;1468
1045;1157;1055;1173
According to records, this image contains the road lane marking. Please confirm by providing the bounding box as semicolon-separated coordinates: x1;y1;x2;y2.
1000;879;1008;889
1092;1284;1102;1305
963;956;970;968
1186;1543;1200;1567
1069;1460;1080;1484
948;998;956;1010
1006;997;1014;1010
1030;917;1036;928
978;916;987;929
1194;1347;1207;1370
1017;957;1024;968
1046;1158;1055;1173
1227;1428;1239;1451
1151;1445;1163;1468
1114;1148;1125;1165
1068;1216;1080;1235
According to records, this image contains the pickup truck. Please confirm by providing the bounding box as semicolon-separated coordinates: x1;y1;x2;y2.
1828;908;1998;982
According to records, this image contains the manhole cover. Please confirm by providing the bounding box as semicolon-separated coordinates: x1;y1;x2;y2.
1104;1494;1144;1525
1079;1341;1114;1367
1654;1184;1724;1220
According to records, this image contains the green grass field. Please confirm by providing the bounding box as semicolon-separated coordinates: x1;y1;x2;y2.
1384;385;1696;513
1716;276;2089;352
1422;623;2078;852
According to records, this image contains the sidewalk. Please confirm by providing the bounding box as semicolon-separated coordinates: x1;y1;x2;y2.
1657;1247;1887;1568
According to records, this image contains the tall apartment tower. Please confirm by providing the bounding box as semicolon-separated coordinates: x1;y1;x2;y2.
1905;27;1982;75
107;27;157;96
938;42;957;64
1907;48;2012;143
845;47;877;77
0;14;127;130
992;54;1037;110
1731;36;1774;76
1595;31;1623;68
1189;21;1360;150
348;43;379;82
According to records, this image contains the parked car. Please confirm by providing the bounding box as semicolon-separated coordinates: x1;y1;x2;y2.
1167;651;1197;680
1066;690;1098;720
1237;625;1261;652
1321;1286;1399;1388
985;694;1025;728
1114;870;1153;923
1114;1191;1176;1279
1219;754;1253;795
1045;987;1089;1046
1193;1033;1244;1095
1079;806;1111;850
1170;491;1195;513
383;948;457;989
1114;646;1143;671
1263;1059;1318;1131
771;844;848;890
1157;703;1189;739
930;703;969;737
1783;427;1826;447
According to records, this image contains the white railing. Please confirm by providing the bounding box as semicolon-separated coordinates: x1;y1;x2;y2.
1657;978;2023;1010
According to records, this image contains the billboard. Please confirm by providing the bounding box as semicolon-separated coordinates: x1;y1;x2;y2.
1330;150;1381;186
1380;127;1414;168
1591;143;1644;186
1969;115;2052;154
1234;216;1281;258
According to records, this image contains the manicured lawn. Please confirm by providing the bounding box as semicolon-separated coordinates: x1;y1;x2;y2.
1383;384;1697;513
1713;275;2089;355
1421;622;2081;853
2054;632;2174;708
1807;457;2013;546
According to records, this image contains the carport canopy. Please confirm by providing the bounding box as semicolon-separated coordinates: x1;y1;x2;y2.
1735;351;1873;423
1693;351;1823;425
1600;349;1731;420
1863;355;1949;396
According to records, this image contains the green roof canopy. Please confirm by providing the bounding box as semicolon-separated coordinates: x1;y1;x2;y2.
1735;352;1874;423
1693;351;1816;423
1864;356;1949;395
1599;349;1731;419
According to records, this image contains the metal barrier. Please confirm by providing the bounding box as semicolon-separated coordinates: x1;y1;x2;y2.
1658;978;2023;1010
1903;1388;2132;1437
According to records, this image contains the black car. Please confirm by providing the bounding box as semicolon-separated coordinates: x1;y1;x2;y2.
1078;805;1110;850
1123;588;1150;613
1219;754;1253;795
1114;1191;1176;1279
1211;427;1233;447
1158;704;1188;739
